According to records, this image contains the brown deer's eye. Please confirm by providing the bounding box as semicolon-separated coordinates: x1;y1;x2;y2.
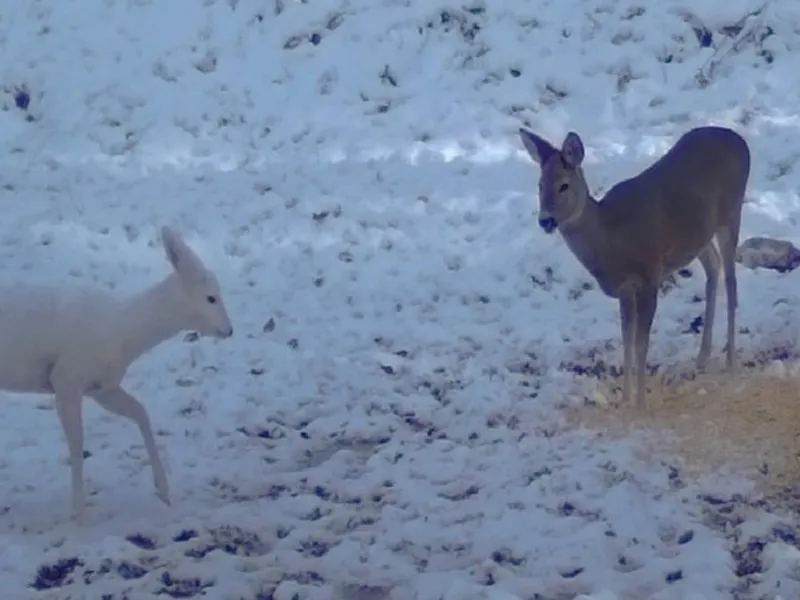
559;183;569;192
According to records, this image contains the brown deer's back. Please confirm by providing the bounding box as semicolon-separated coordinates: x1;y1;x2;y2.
597;126;750;275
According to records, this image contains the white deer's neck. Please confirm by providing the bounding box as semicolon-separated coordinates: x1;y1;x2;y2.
118;274;188;366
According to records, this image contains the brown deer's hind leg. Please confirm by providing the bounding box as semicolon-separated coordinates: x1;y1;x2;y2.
696;242;721;370
618;295;636;406
633;285;658;409
715;216;742;370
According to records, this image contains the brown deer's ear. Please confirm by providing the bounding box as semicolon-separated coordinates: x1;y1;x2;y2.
561;132;585;167
519;128;557;166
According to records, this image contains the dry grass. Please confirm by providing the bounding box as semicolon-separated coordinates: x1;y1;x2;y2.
564;365;800;492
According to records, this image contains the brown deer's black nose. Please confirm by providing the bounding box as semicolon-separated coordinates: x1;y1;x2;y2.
539;216;557;233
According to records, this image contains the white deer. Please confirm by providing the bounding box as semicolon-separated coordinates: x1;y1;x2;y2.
0;226;233;520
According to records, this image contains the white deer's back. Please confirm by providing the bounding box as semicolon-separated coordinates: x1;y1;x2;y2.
0;284;122;393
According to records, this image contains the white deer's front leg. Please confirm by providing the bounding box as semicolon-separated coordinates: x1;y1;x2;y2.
53;388;86;521
90;386;170;506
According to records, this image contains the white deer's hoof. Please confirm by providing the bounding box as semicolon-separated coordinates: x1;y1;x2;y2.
156;490;171;507
153;471;171;507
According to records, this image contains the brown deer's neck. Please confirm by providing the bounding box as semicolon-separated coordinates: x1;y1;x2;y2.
559;193;602;255
558;195;622;297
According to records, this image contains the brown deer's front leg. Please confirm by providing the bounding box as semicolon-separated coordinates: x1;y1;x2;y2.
618;294;636;406
633;286;659;409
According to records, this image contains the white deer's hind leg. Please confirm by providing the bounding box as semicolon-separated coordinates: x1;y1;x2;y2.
53;388;86;521
90;386;170;506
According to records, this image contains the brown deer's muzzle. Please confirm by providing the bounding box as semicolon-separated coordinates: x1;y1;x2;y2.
539;216;557;233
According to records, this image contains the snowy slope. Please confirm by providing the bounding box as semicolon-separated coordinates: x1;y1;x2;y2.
1;0;800;599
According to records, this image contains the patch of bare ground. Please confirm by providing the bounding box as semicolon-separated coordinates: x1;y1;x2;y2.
564;364;800;492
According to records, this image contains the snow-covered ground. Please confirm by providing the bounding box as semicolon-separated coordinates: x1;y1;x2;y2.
3;0;800;598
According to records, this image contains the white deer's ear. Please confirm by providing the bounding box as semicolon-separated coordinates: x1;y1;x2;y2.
561;132;585;167
161;226;207;282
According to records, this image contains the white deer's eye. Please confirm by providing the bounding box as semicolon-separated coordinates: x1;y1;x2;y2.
207;295;217;304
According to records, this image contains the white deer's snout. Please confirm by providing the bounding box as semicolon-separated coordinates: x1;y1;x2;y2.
210;308;234;339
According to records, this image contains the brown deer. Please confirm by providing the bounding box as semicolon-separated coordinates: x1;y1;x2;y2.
518;126;751;408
